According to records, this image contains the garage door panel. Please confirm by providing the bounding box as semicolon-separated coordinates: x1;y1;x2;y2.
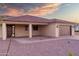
59;25;70;36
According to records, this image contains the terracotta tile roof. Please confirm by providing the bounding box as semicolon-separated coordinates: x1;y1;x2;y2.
3;15;76;24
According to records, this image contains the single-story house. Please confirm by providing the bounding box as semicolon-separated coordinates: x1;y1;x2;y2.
0;15;76;40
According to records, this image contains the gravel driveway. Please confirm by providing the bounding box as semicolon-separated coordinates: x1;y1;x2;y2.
0;37;79;56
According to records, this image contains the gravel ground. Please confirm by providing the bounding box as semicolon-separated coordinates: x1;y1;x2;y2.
0;37;79;56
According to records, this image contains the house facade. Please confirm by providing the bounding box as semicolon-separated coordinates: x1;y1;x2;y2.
0;15;76;40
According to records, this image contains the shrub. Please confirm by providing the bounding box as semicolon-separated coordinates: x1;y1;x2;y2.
68;50;74;56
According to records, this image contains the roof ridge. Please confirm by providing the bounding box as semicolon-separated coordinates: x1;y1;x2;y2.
50;18;76;24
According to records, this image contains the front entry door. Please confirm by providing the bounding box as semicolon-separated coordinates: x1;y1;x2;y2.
7;25;15;37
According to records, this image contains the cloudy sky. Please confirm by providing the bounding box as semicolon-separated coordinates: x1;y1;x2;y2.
0;3;79;22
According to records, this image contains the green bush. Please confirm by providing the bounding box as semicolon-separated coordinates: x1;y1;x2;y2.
68;50;74;56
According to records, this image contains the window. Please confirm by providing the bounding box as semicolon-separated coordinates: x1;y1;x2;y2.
25;25;28;30
33;25;38;31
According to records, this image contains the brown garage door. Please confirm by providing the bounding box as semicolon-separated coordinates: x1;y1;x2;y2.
59;25;71;36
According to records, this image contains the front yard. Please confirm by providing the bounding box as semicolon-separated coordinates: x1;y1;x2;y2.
0;36;79;56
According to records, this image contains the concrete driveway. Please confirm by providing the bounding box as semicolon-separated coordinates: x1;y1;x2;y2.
0;36;79;56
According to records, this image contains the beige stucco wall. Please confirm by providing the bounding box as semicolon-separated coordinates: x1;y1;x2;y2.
15;25;29;37
0;24;2;38
15;24;58;37
15;24;40;37
39;24;57;37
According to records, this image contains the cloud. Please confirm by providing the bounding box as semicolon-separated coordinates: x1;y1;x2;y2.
27;3;61;16
0;3;61;16
3;8;23;16
0;4;25;16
